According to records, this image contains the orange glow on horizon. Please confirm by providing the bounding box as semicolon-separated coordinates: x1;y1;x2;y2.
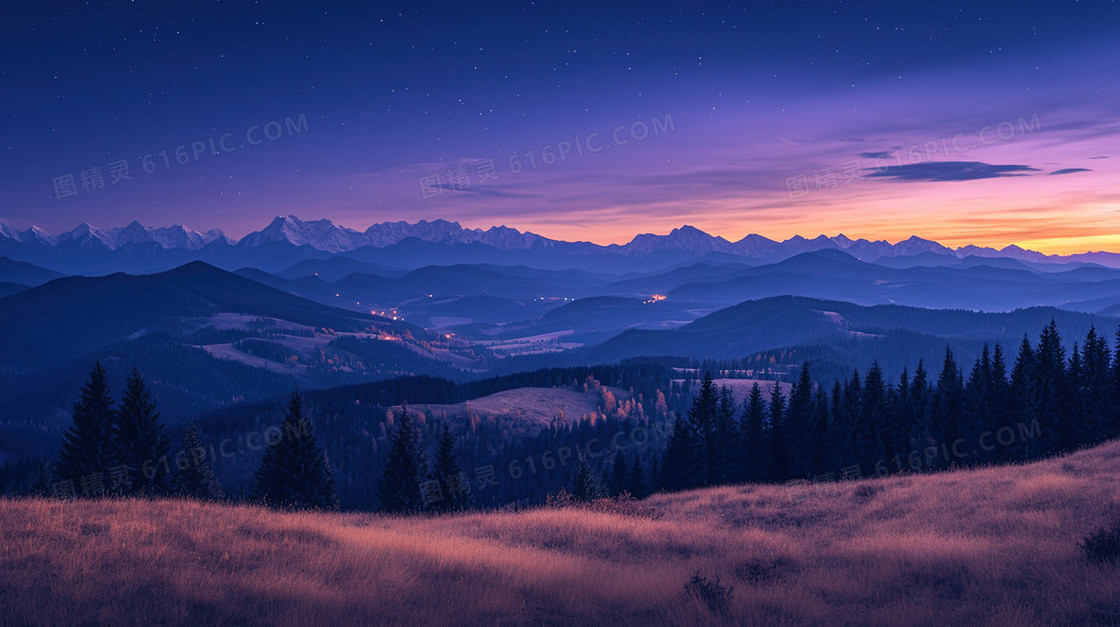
494;198;1120;257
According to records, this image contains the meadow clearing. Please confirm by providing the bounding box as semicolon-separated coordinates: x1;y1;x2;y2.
2;439;1119;625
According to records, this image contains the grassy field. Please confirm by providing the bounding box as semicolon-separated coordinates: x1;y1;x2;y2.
2;441;1119;625
404;385;631;428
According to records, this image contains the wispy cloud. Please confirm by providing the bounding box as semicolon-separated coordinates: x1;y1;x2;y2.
863;161;1040;182
1049;168;1092;175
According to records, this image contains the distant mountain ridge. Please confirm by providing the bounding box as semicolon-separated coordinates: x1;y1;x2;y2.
2;214;1118;268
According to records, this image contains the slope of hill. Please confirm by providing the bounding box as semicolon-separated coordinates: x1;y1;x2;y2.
0;261;399;368
0;281;28;298
0;256;63;286
0;262;485;428
3;440;1118;624
667;249;1120;311
468;296;699;346
582;295;1114;376
403;385;631;429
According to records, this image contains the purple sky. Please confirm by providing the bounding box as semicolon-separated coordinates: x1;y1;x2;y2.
2;1;1117;253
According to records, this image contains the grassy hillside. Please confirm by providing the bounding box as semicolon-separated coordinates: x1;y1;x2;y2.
405;385;631;430
3;441;1120;625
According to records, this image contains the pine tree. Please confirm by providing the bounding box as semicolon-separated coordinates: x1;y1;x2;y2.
962;346;992;465
988;343;1011;439
57;362;118;497
174;421;223;501
627;454;646;498
909;359;933;452
713;385;738;483
1008;335;1037;461
1113;326;1120;436
571;455;601;502
378;403;428;512
740;382;767;482
861;363;887;471
688;373;719;486
660;414;699;490
253;391;339;511
812;387;832;477
767;381;789;481
931;347;963;467
836;370;863;471
1034;320;1068;453
888;368;913;463
1076;326;1112;444
115;369;172;496
786;363;815;478
430;423;470;511
1111;324;1120;438
33;461;53;497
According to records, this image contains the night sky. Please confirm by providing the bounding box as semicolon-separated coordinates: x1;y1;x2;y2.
2;1;1118;253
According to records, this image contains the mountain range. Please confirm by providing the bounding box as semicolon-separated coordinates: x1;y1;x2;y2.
3;215;1120;276
3;253;1119;460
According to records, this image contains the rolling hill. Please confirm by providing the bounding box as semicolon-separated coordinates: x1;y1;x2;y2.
580;295;1116;377
467;296;699;346
402;385;632;430
0;261;404;368
667;249;1120;312
0;262;485;431
0;256;63;286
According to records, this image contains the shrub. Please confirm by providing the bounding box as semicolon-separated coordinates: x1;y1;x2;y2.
1080;520;1120;564
683;571;734;616
588;492;664;519
545;488;575;509
853;484;882;500
734;558;793;584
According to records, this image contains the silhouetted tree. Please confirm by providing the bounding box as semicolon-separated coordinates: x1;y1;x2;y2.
628;454;646;498
378;403;428;512
962;345;993;464
115;368;172;496
174;421;223;501
660;413;698;490
33;461;53;497
786;363;816;478
740;382;766;482
713;385;738;483
1075;326;1112;444
689;373;719;486
429;423;470;511
57;362;118;497
767;381;788;481
931;347;963;467
860;362;888;470
988;343;1011;444
571;455;602;502
1008;335;1038;460
254;391;339;510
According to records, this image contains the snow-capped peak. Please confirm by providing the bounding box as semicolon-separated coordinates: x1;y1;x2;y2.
238;215;366;253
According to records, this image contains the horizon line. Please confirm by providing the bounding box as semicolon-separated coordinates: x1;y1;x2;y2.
1;214;1118;258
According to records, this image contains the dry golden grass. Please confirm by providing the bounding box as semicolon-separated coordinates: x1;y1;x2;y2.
3;441;1120;625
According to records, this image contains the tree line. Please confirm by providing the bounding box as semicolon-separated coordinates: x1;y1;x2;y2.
31;320;1120;510
658;321;1120;490
37;362;482;512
